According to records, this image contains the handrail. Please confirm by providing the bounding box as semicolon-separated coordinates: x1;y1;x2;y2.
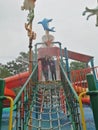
11;63;38;130
60;62;79;100
14;63;38;105
70;66;98;88
59;61;82;130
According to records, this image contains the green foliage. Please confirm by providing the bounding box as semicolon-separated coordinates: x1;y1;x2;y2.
5;51;29;75
70;61;87;70
0;51;36;78
0;66;12;78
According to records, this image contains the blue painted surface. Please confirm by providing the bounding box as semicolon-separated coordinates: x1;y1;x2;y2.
1;105;96;130
84;105;96;130
38;18;55;32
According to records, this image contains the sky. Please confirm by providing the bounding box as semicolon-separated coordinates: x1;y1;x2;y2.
0;0;98;66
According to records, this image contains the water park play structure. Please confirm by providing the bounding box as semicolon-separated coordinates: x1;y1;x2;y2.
1;0;98;130
1;41;98;130
3;46;95;105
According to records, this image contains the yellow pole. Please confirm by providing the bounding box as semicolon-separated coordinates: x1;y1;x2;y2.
6;96;14;130
78;92;87;130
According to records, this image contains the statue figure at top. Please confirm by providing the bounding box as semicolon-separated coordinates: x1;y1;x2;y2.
38;18;55;32
82;5;98;26
21;0;36;10
21;0;36;24
38;18;55;47
21;0;36;40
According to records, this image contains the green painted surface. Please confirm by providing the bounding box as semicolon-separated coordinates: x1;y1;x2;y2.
0;79;5;130
87;74;98;130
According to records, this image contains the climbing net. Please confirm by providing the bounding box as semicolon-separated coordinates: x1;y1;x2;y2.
28;81;72;130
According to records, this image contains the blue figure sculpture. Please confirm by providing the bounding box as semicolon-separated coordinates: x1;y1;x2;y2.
38;18;55;32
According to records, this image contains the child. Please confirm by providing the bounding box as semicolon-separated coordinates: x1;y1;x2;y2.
41;56;49;81
49;57;56;81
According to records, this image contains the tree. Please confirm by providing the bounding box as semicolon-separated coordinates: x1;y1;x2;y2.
5;52;29;75
15;51;29;72
70;61;87;70
0;65;12;78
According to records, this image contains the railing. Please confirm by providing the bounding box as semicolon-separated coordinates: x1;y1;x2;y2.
1;62;97;130
12;63;38;130
60;62;82;130
70;66;98;89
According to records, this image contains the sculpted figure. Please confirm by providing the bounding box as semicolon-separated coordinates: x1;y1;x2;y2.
82;6;98;26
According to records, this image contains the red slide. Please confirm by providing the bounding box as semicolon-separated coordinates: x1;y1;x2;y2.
74;85;90;104
4;71;29;100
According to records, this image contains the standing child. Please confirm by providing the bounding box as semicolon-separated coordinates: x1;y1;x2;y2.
41;56;49;81
49;57;56;81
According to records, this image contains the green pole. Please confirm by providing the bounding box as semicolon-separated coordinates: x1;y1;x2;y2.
90;59;97;84
64;47;70;80
86;74;98;130
0;79;5;130
35;44;37;64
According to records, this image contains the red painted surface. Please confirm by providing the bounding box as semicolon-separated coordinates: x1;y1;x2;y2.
38;47;60;58
60;89;66;113
3;87;16;107
74;85;90;104
82;97;90;105
38;60;42;81
5;71;29;89
4;87;16;98
3;71;29;106
38;47;93;62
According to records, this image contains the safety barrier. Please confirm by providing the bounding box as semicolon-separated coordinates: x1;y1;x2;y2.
12;64;38;130
70;66;98;88
60;62;82;130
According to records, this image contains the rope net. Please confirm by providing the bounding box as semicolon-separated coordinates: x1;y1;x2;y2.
28;81;72;130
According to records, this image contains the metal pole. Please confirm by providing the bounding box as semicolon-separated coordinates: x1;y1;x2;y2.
90;59;96;80
29;37;33;74
34;44;37;64
64;47;70;80
22;1;36;129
